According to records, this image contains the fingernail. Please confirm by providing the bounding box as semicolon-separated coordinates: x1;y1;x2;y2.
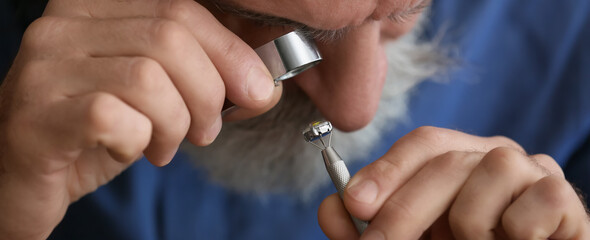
204;115;222;144
347;179;379;204
246;66;274;101
361;229;385;240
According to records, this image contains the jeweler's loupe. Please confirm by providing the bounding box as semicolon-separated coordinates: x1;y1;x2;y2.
222;31;322;116
255;30;322;84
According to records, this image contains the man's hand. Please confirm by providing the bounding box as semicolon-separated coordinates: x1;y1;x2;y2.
318;126;590;239
0;0;280;238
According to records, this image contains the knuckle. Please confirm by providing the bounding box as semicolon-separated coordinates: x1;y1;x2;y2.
407;126;450;147
532;153;555;162
409;125;443;138
531;153;563;176
161;0;195;23
149;19;192;53
85;93;121;137
488;135;525;152
126;57;166;93
434;151;468;167
21;16;66;52
536;176;574;210
481;147;528;178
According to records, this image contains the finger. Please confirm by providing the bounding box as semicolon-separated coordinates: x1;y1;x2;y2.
318;193;359;240
344;126;523;220
502;175;590;240
362;151;483;239
53;57;190;166
448;147;548;239
33;92;152;172
158;0;278;111
25;16;225;145
46;0;279;116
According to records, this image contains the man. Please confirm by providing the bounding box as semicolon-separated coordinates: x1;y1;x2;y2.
1;0;589;239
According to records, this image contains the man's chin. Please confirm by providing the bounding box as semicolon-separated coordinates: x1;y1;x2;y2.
180;31;445;200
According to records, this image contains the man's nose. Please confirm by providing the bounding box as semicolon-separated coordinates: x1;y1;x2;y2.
294;22;388;131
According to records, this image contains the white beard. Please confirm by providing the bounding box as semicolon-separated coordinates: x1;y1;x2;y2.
180;31;446;200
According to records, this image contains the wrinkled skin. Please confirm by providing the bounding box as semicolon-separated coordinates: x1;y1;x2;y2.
0;0;588;239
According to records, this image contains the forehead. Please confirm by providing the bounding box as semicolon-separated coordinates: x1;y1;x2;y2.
215;0;377;30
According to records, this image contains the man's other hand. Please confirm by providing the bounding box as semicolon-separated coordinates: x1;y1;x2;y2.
319;126;590;239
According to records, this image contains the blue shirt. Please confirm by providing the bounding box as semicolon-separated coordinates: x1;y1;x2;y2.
1;0;589;239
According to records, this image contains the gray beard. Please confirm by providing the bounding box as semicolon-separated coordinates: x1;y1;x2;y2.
180;32;446;200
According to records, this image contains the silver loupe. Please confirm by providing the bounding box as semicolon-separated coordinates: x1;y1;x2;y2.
255;31;322;84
